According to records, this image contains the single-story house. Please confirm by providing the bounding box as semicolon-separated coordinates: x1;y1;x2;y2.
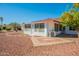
22;18;77;37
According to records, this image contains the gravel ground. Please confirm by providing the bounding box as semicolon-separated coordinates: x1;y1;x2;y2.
0;32;79;56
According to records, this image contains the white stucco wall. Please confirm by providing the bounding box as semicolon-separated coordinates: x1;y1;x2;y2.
32;31;46;36
65;27;77;34
23;29;32;35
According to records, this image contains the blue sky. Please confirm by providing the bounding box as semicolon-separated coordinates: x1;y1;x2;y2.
0;3;73;24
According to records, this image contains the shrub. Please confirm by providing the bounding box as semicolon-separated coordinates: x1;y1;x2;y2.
3;26;6;30
6;27;11;31
0;27;2;31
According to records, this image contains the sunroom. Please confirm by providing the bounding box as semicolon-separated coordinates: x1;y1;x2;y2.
32;23;47;36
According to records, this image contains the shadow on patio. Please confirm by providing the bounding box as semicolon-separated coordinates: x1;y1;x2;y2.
56;33;78;38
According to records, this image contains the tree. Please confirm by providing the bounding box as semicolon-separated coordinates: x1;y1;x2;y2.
9;22;21;31
60;12;73;27
60;3;79;37
74;3;79;8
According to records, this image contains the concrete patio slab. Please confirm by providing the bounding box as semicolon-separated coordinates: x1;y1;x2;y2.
31;36;74;46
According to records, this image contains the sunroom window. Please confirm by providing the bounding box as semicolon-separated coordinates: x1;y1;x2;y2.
35;23;44;32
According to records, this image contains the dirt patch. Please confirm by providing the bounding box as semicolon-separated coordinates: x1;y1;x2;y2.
0;32;79;56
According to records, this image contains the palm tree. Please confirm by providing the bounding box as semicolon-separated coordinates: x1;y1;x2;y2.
0;17;3;26
0;17;3;31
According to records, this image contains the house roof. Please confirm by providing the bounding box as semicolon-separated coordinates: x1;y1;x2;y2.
32;18;60;24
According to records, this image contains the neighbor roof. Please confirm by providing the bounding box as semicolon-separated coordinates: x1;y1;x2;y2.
32;18;60;24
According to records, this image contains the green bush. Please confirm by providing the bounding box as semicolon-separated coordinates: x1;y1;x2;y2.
0;27;2;31
6;27;11;31
3;26;6;30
